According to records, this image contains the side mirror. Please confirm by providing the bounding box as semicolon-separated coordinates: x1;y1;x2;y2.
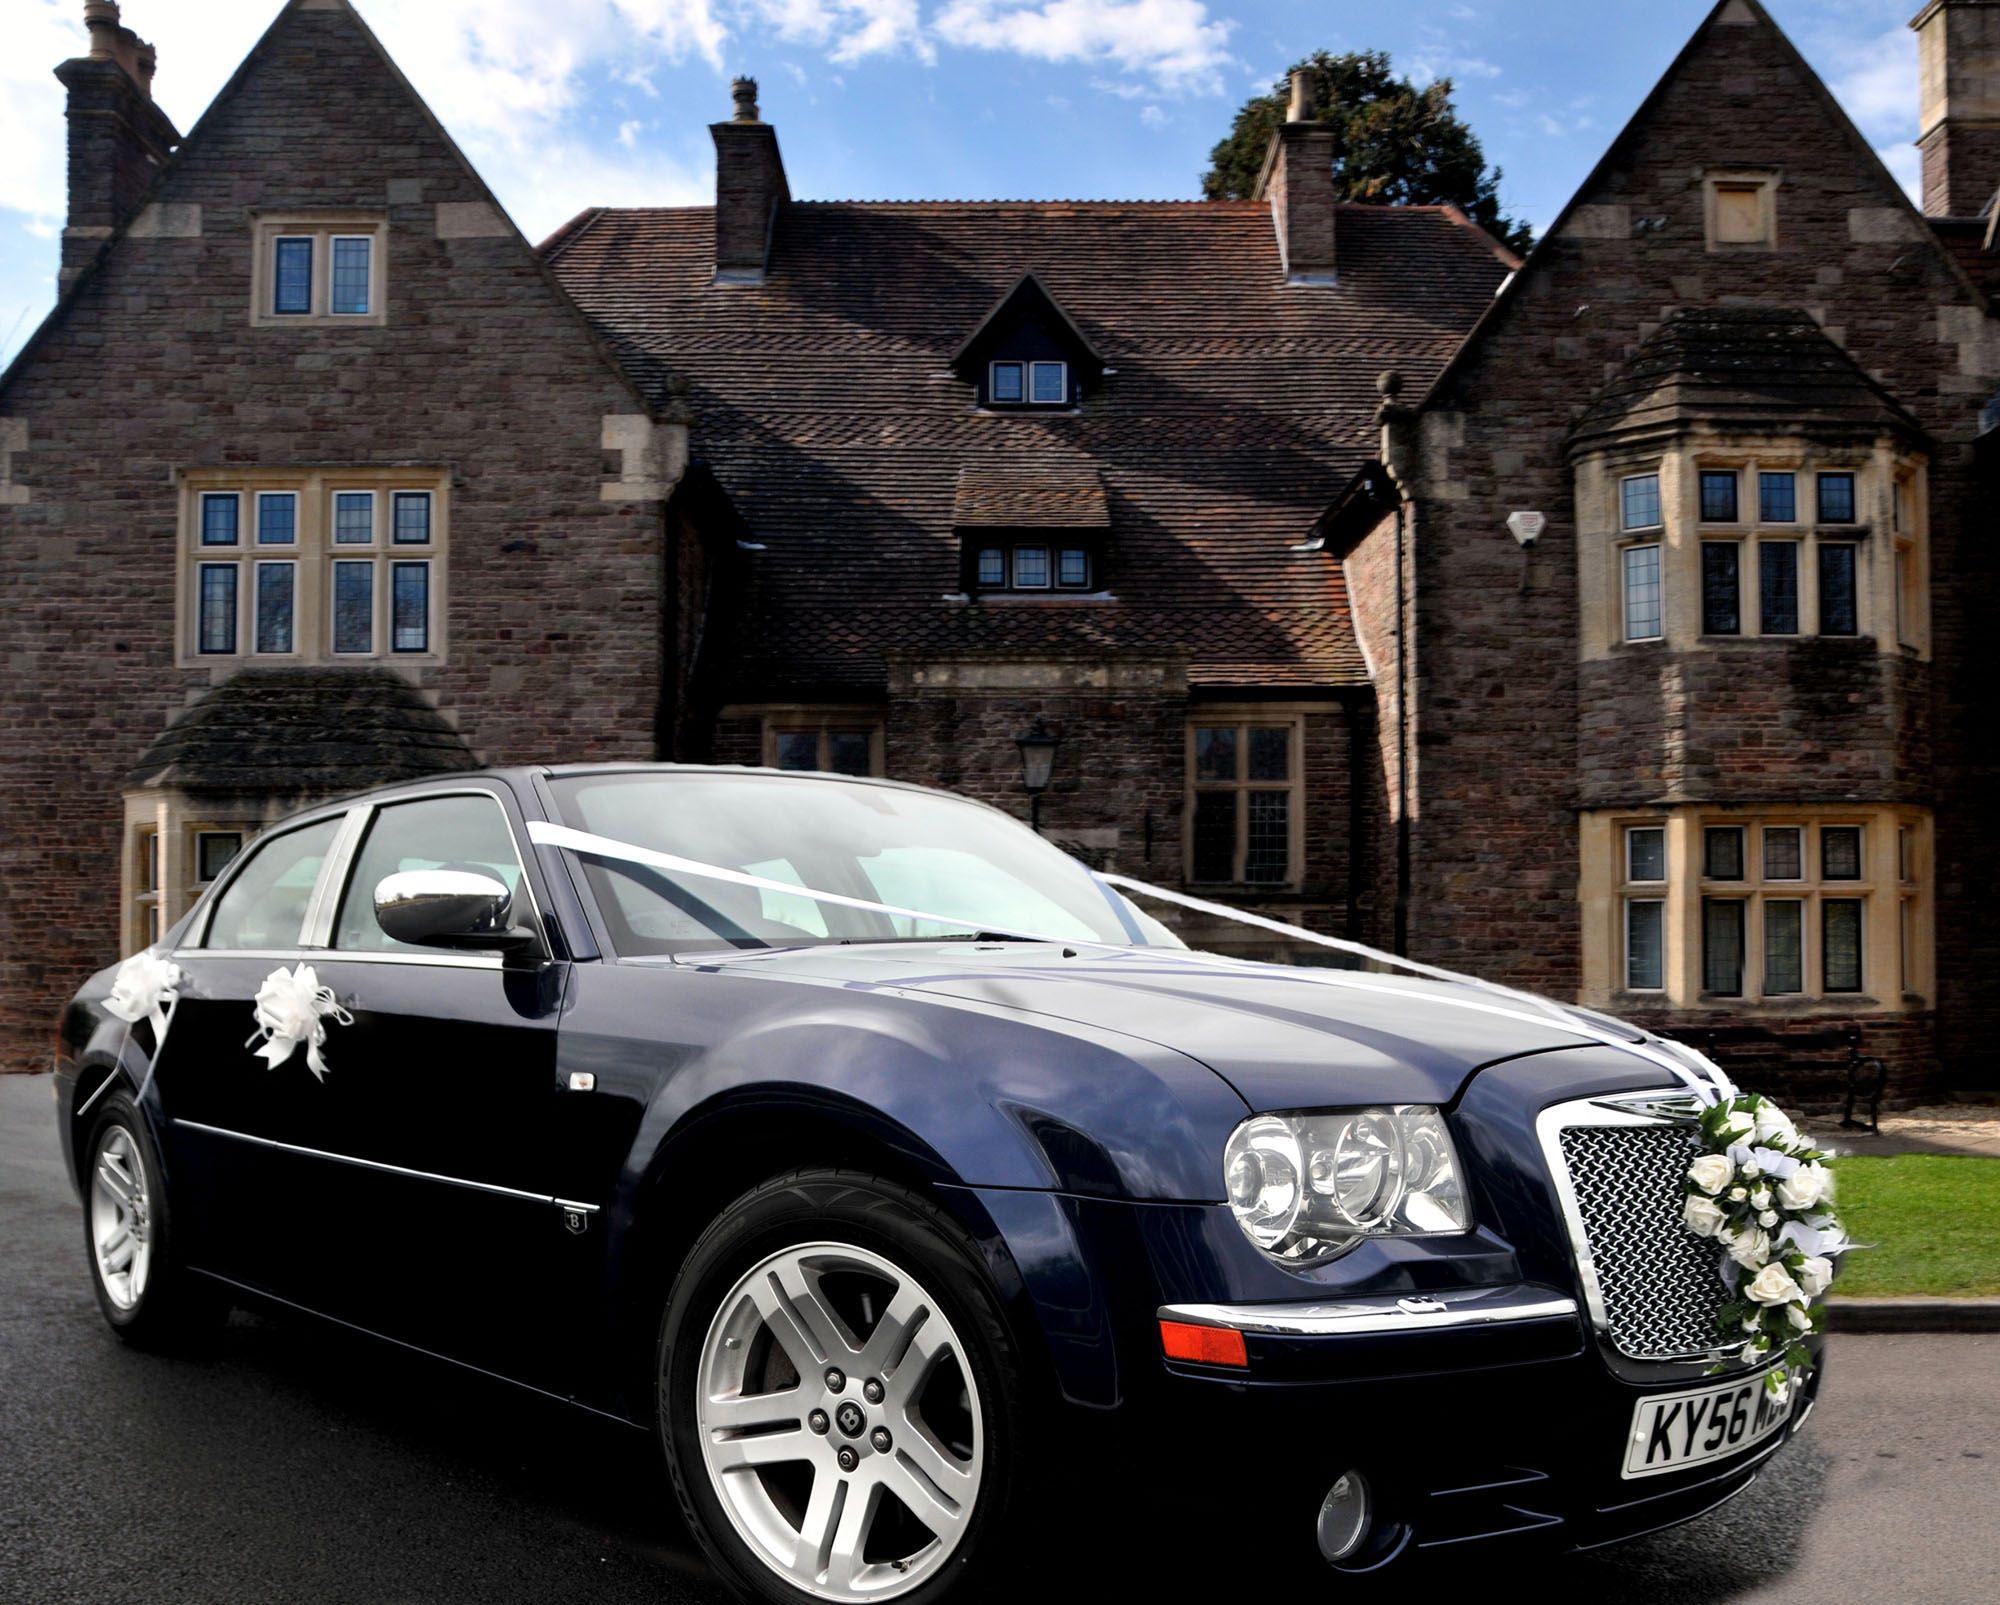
373;870;538;955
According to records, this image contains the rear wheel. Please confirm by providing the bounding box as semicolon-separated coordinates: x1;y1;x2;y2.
83;1089;225;1347
660;1171;1026;1604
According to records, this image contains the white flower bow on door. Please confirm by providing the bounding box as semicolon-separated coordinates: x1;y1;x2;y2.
105;950;184;1040
247;963;352;1081
79;949;188;1114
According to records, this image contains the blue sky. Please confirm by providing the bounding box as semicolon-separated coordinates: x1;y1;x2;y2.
0;0;1927;367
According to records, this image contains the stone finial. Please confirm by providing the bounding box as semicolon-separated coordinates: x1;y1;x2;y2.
731;76;760;123
1286;68;1317;124
1377;369;1404;398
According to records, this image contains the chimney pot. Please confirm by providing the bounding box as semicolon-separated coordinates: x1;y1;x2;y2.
83;0;119;58
712;80;788;283
1287;68;1316;124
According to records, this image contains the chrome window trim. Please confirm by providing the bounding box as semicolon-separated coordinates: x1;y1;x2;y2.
178;947;504;971
1158;1284;1578;1339
190;807;364;951
1534;1089;1741;1367
301;805;372;947
173;1118;596;1212
321;785;549;959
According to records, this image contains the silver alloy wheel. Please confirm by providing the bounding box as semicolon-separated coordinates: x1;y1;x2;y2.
90;1124;152;1312
695;1241;985;1602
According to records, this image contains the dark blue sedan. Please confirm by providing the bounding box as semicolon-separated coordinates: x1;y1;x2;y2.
54;765;1818;1603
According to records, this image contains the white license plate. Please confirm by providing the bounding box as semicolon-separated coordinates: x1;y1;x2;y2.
1621;1372;1793;1479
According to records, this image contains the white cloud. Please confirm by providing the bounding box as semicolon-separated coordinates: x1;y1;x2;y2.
934;0;1236;94
744;0;929;64
1139;101;1167;127
1828;25;1916;139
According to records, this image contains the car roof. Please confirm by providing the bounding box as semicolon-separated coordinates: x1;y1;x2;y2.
276;761;1006;827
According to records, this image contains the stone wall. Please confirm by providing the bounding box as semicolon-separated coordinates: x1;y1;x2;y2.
0;2;675;1069
1402;7;2000;1089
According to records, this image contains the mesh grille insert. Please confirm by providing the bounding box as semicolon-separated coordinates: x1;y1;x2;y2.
1558;1124;1730;1361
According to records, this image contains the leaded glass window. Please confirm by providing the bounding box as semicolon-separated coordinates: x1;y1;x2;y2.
333;561;373;654
255;562;294;655
390;561;428;653
330;236;372;315
1701;542;1740;635
273;237;313;315
1819;544;1858;636
1759;543;1799;634
1623;544;1662;640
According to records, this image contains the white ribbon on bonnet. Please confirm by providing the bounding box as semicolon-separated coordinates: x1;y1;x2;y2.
526;821;1739;1107
247;962;352;1081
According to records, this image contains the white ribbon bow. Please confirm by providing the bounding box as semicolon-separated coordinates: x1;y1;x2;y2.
105;949;183;1040
246;963;352;1081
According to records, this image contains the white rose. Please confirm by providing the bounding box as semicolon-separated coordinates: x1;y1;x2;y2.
1787;1302;1813;1331
1777;1165;1828;1212
1741;1161;1762;1180
1796;1255;1835;1297
1754;1100;1799;1146
1719;1107;1756;1141
1684;1194;1728;1237
1729;1186;1748;1202
1688;1154;1735;1195
1726;1226;1772;1270
1750;1188;1773;1211
1746;1261;1805;1306
1759;1209;1779;1228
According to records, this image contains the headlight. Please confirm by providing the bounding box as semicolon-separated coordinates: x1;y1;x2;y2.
1222;1107;1471;1266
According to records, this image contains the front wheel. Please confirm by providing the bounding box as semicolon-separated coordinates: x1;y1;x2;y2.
82;1089;225;1347
659;1171;1028;1605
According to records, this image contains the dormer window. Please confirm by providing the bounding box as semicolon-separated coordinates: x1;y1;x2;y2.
973;542;1094;593
987;359;1069;409
952;273;1101;411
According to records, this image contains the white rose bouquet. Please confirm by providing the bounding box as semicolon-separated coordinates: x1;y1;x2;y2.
1682;1091;1849;1405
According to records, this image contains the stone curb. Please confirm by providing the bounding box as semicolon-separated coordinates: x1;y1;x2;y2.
1826;1296;2000;1334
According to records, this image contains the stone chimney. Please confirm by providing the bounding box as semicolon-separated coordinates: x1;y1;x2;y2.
53;2;178;291
1254;69;1338;285
1913;1;2000;217
710;76;790;285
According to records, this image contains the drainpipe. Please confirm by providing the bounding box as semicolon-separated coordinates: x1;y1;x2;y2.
1392;495;1411;958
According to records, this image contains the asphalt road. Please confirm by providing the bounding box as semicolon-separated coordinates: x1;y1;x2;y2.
3;1072;1994;1604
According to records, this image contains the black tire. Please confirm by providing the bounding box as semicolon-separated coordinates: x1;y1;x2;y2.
659;1169;1030;1605
81;1089;226;1348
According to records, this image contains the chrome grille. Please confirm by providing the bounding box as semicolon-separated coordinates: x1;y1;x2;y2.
1557;1122;1729;1361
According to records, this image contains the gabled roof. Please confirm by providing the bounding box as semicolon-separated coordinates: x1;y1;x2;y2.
949;272;1104;379
1418;0;1990;413
127;669;475;793
546;200;1513;692
1570;306;1925;451
3;0;653;415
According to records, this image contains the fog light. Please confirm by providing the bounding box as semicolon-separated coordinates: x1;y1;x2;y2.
1315;1470;1372;1564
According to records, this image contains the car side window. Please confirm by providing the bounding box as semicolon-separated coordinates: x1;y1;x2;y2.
333;793;527;954
200;817;343;951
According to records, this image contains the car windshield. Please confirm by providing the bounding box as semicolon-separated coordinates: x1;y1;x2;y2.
548;771;1182;956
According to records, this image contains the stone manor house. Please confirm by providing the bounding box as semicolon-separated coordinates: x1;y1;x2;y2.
3;0;1997;1100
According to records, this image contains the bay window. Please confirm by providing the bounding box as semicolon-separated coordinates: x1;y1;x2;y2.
1586;807;1932;1010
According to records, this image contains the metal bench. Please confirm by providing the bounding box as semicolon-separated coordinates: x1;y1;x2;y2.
1686;1025;1886;1135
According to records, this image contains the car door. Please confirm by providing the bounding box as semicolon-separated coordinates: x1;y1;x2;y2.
159;808;361;1286
292;785;576;1383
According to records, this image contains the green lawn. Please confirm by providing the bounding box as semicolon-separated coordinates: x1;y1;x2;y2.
1830;1155;2000;1298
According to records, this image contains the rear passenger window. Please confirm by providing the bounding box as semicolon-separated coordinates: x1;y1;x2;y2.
333;794;526;953
201;817;342;951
